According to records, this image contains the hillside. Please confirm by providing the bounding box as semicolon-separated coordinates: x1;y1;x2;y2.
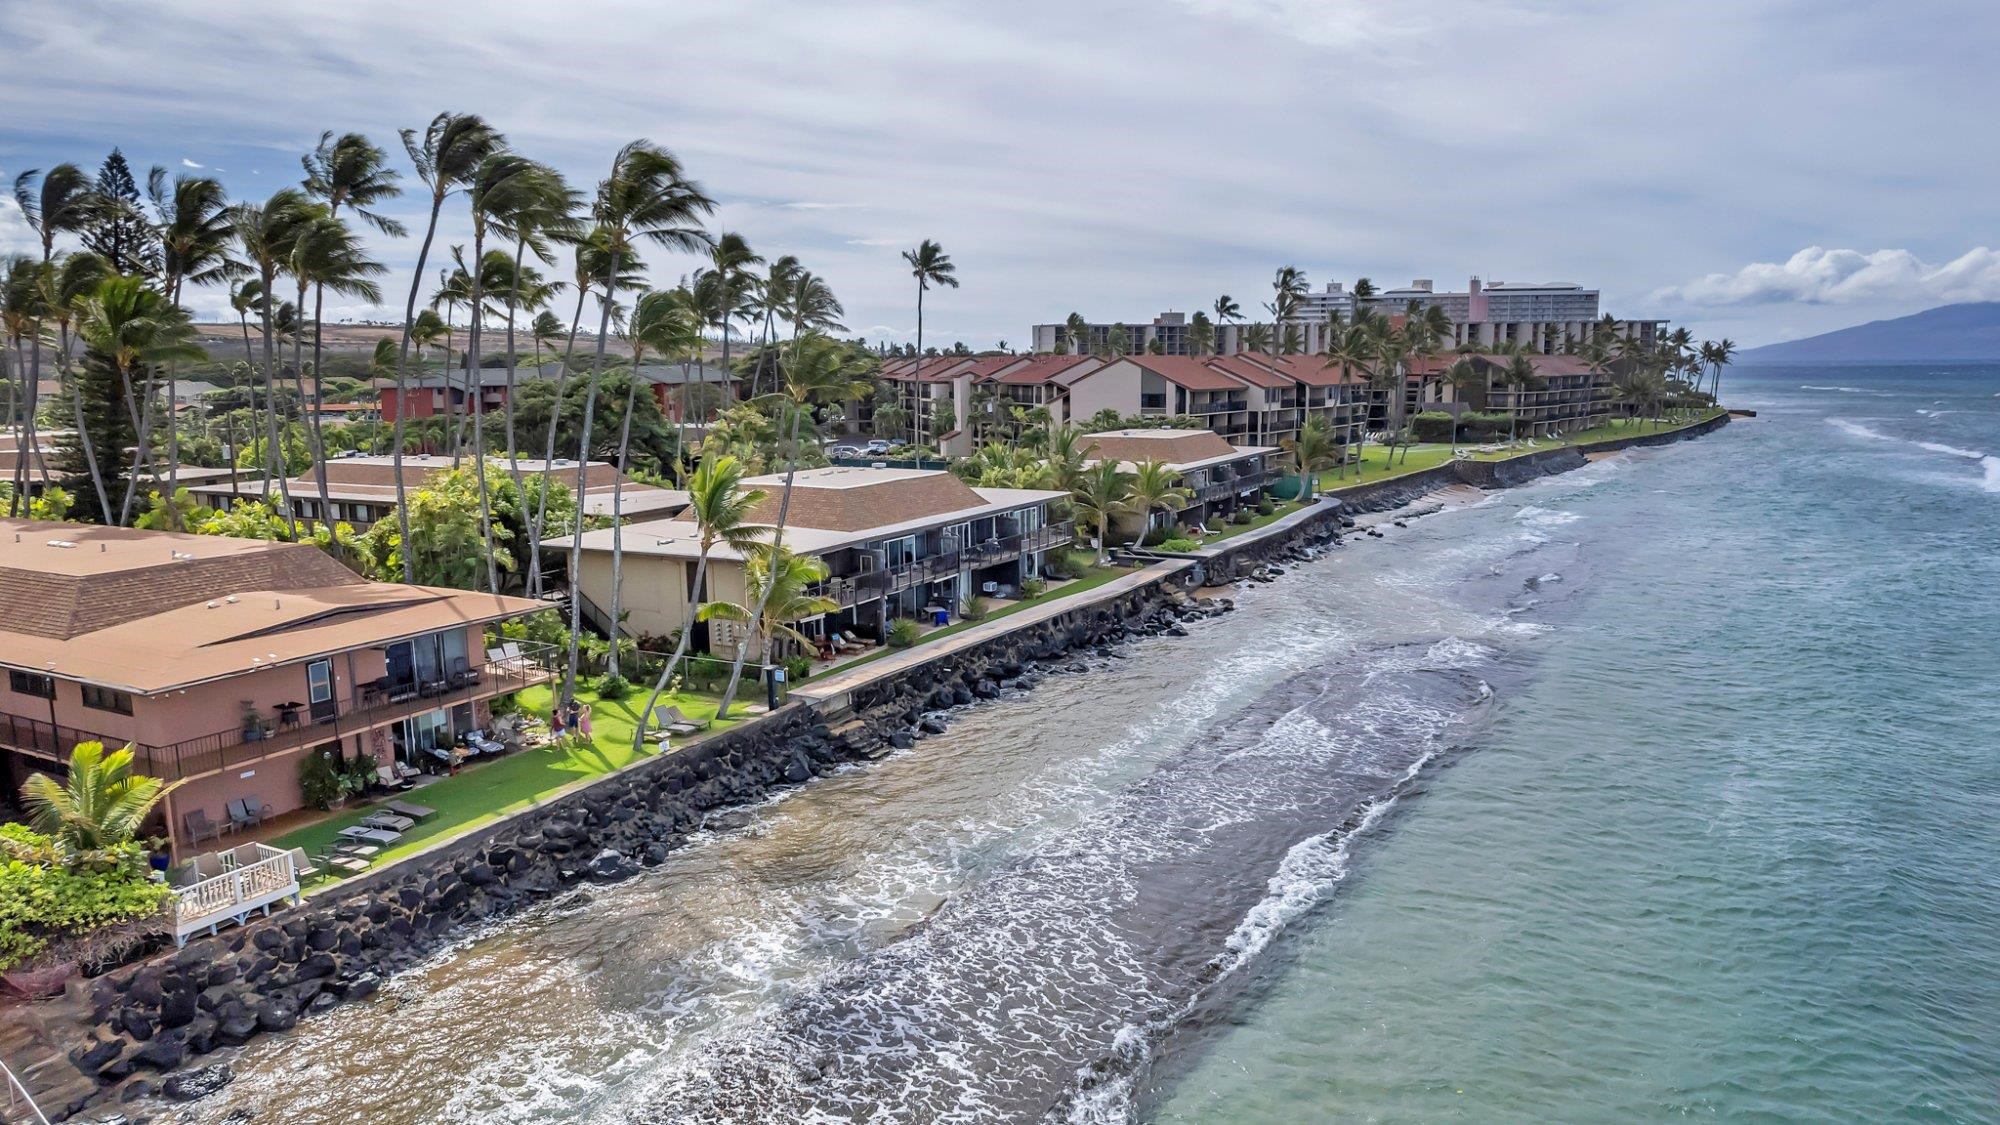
1741;302;2000;364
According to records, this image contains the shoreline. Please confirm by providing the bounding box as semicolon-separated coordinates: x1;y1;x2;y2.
25;411;1731;1121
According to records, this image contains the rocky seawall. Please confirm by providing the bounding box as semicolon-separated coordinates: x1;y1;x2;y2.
39;411;1731;1121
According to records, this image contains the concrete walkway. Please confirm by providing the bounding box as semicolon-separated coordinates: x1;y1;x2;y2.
794;560;1193;705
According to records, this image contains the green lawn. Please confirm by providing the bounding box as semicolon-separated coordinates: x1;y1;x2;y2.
270;684;739;884
1196;500;1310;544
817;563;1135;676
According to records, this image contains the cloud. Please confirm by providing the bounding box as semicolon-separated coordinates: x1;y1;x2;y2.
180;157;203;168
1653;247;2000;307
0;197;36;256
781;201;864;211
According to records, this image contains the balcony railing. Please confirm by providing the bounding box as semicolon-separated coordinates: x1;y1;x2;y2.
0;648;555;782
171;843;299;945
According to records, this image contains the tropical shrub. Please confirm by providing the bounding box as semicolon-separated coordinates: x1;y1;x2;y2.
1411;411;1457;443
0;827;170;972
1459;412;1510;441
1159;537;1200;553
595;673;633;701
959;595;989;621
1020;578;1048;599
782;655;813;683
887;618;923;648
1255;496;1275;516
20;742;180;855
299;752;344;811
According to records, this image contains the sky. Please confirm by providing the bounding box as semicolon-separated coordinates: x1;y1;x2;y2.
2;0;1995;350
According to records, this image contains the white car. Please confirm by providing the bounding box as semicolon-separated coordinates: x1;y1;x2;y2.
864;439;892;455
828;444;862;458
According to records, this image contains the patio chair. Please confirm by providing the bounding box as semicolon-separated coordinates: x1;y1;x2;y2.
225;797;268;833
189;851;226;880
360;811;415;833
338;825;401;846
464;729;505;755
287;847;322;885
385;799;437;821
182;809;222;846
375;765;414;792
226;842;265;870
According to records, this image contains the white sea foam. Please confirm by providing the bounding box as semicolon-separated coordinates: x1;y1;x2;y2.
1829;418;1998;492
1514;504;1581;527
1802;384;1890;395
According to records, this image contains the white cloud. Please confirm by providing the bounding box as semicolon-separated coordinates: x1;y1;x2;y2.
1653;247;2000;307
180;157;203;168
0;197;36;257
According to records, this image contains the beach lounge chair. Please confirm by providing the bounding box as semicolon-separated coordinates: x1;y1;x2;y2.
375;765;414;791
338;825;401;846
463;728;505;755
182;809;222;846
360;811;415;833
649;705;706;737
385;800;437;821
317;846;369;876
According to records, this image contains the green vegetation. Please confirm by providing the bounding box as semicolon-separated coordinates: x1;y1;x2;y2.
886;618;923;648
270;684;738;879
825;563;1133;675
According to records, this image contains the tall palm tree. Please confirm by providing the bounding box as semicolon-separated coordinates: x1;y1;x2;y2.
493;162;579;470
71;275;204;522
1063;310;1091;356
20;741;181;854
300;131;404;412
279;208;384;533
1703;337;1736;403
1241;322;1273;354
564;140;715;698
746;255;801;398
1071;460;1134;566
632;452;769;749
229;188;315;537
10;164;94;515
699;232;761;390
147;169;236;527
1187;310;1215;357
392;113;503;581
1213;294;1241;351
42;253;114;520
530;310;564;367
1125;459;1193;546
699;544;839;670
1439;355;1484;453
1502;351;1539;444
714;329;871;718
902;239;957;443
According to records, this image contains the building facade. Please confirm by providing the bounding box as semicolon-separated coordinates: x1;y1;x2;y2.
0;522;548;854
1079;429;1278;538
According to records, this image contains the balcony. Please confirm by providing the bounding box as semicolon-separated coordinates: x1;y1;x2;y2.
0;647;556;782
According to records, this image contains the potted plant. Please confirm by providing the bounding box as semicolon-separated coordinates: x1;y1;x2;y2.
241;702;267;742
299;751;345;811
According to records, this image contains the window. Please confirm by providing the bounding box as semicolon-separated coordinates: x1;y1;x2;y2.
8;670;54;699
82;684;134;715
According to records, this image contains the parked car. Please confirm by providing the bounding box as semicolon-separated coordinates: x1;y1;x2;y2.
864;439;892;455
828;444;862;458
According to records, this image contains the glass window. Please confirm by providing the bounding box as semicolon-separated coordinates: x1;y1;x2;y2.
81;684;134;715
307;659;333;704
8;670;54;699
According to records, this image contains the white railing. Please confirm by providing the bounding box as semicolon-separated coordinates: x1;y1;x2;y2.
1;1055;50;1125
171;844;300;945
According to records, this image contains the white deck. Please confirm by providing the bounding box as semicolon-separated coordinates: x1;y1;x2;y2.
170;844;300;945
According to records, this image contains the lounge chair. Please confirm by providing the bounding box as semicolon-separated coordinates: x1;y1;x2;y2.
375;765;414;792
188;851;225;880
338;825;401;846
360;811;415;833
463;728;505;755
649;705;706;737
226;842;266;870
316;846;369;876
385;799;437;822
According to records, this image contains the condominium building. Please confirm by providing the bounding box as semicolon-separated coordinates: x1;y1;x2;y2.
0;522;549;854
1407;352;1614;435
188;454;688;531
1079;429;1278;538
550;467;1070;657
377;361;735;426
1061;353;1369;450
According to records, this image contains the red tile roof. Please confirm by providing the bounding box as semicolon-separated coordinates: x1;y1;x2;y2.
984;354;1102;385
1204;355;1291;390
1110;356;1247;392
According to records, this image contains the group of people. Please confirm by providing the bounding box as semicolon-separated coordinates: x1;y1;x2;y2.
548;697;594;743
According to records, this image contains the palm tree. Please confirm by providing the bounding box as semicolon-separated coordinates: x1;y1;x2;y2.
1071;461;1134;566
1125;459;1193;546
299;130;404;412
40;253;114;521
701;231;762;390
1702;338;1736;403
1439;356;1484;453
530;310;564;366
392;113;503;581
20;741;181;854
146;169;236;527
70;275;204;523
229;188;316;537
1502;351;1539;444
746;255;801;398
699;545;839;674
564;140;715;699
1241;323;1273;354
281;208;384;533
902;239;957;443
1281;413;1338;490
9;164;94;516
1187;310;1215;357
714;329;871;718
632;453;769;749
1063;311;1091;356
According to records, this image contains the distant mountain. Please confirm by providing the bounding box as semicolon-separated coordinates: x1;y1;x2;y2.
1741;303;2000;364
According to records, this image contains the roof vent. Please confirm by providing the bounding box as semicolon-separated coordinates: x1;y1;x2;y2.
225;595;239;604
46;540;75;549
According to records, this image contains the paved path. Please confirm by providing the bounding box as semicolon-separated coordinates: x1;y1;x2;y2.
794;560;1193;704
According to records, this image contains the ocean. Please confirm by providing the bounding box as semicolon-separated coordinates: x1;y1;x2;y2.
178;366;2000;1124
1150;365;2000;1122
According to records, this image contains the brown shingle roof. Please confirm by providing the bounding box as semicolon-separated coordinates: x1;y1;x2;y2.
1080;429;1241;466
987;355;1103;386
720;467;993;532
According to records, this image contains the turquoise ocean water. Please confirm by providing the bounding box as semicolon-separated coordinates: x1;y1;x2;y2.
1151;367;2000;1122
